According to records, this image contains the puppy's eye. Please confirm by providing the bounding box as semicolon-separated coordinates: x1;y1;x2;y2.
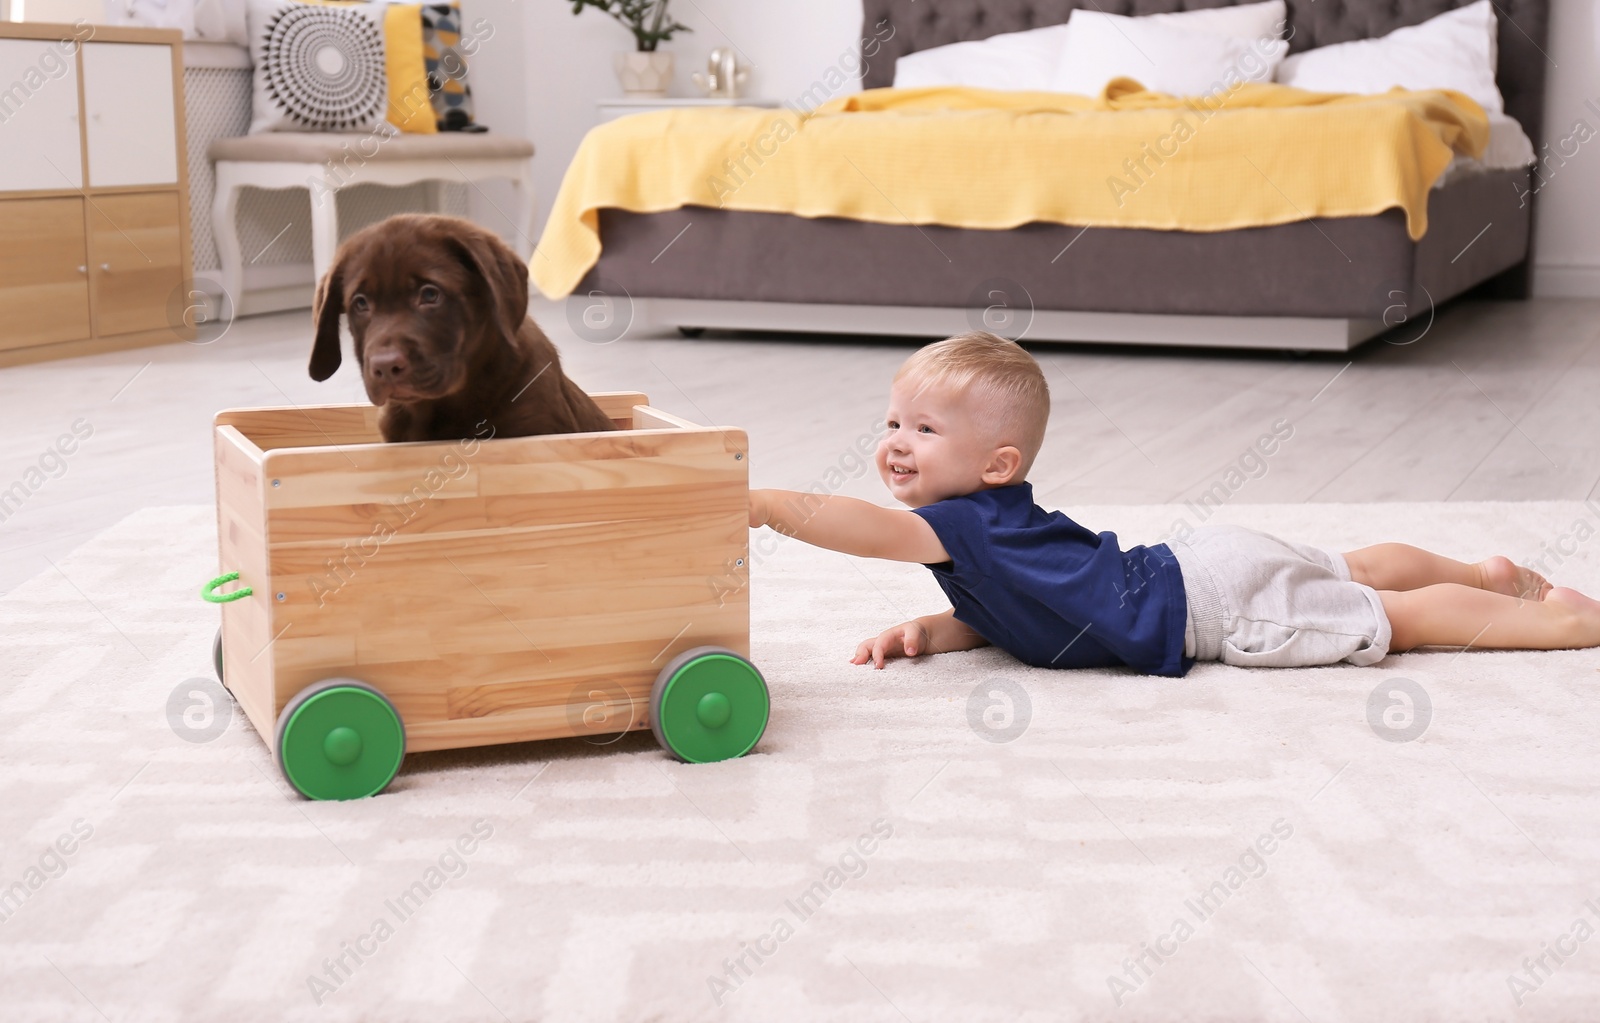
350;294;370;314
419;284;441;305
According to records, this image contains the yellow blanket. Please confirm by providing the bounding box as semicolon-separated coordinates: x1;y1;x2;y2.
531;81;1488;299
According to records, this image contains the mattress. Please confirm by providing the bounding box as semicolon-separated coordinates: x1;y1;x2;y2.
1436;111;1536;187
582;167;1530;320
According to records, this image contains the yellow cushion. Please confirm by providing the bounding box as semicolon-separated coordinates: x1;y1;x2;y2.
383;3;436;134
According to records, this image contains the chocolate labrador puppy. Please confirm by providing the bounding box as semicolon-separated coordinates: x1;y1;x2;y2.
309;214;616;442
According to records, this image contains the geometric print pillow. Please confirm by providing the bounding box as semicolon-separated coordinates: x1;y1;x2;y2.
247;0;390;134
421;2;485;132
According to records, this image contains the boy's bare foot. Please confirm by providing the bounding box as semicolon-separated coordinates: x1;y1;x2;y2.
1477;556;1552;600
1547;586;1600;613
1546;587;1600;645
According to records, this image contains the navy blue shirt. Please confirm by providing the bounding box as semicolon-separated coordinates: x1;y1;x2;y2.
910;483;1191;677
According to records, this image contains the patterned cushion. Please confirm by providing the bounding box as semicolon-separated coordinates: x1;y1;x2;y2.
421;2;485;132
247;0;390;134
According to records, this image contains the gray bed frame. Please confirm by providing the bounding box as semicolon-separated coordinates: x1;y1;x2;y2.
579;0;1549;351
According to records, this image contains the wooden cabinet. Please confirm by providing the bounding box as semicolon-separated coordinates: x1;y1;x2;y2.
90;192;186;337
0;23;192;366
0;197;92;351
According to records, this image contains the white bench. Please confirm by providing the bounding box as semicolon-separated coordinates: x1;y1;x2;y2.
209;131;535;315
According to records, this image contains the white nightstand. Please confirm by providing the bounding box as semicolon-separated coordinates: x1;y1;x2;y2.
596;96;781;124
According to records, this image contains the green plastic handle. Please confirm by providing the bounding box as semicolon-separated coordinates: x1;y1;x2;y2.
202;571;253;604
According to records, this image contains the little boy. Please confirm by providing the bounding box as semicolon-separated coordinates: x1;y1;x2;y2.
747;332;1600;675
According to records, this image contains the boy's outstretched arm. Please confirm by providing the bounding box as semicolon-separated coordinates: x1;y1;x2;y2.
852;609;991;668
750;489;949;564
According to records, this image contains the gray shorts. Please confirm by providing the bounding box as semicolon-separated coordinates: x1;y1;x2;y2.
1166;524;1392;668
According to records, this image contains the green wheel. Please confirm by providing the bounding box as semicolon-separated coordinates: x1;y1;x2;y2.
275;679;405;800
651;646;768;763
212;628;226;688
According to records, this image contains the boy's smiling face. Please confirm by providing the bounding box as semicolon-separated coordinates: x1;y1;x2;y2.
877;376;1022;508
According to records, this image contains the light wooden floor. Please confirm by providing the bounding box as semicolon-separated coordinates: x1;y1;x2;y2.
2;295;1597;596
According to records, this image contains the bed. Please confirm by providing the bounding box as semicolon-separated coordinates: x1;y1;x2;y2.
566;0;1549;351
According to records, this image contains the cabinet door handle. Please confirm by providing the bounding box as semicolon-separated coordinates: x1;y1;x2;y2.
77;265;87;274
100;263;111;272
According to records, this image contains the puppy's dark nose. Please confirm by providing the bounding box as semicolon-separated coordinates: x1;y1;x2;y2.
367;350;409;383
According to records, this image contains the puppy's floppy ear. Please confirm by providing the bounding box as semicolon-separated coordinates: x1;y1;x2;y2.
309;256;346;381
448;223;530;341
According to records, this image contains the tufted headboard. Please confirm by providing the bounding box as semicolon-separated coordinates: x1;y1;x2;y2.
859;0;1551;147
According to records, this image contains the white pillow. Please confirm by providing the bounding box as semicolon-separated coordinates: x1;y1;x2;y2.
892;23;1072;91
1139;0;1287;44
194;0;250;46
104;0;196;37
891;1;1288;94
1052;12;1279;98
1276;0;1503;114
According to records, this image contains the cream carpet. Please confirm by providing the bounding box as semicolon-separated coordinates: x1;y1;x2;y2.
2;501;1598;1023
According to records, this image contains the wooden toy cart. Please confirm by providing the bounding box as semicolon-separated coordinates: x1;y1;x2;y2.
207;392;767;800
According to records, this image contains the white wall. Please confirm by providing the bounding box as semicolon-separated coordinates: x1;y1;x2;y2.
519;0;859;234
11;0;104;22
458;0;529;248
522;0;646;235
671;0;867;106
513;0;1600;297
1532;0;1600;296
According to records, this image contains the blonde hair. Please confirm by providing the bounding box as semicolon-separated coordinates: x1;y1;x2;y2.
894;331;1051;477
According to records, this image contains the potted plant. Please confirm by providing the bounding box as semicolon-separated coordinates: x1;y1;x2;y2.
570;0;692;98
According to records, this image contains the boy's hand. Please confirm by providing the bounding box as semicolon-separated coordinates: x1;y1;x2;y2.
748;489;770;529
851;620;931;669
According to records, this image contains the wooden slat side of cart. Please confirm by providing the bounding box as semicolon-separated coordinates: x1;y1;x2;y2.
212;392;750;753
